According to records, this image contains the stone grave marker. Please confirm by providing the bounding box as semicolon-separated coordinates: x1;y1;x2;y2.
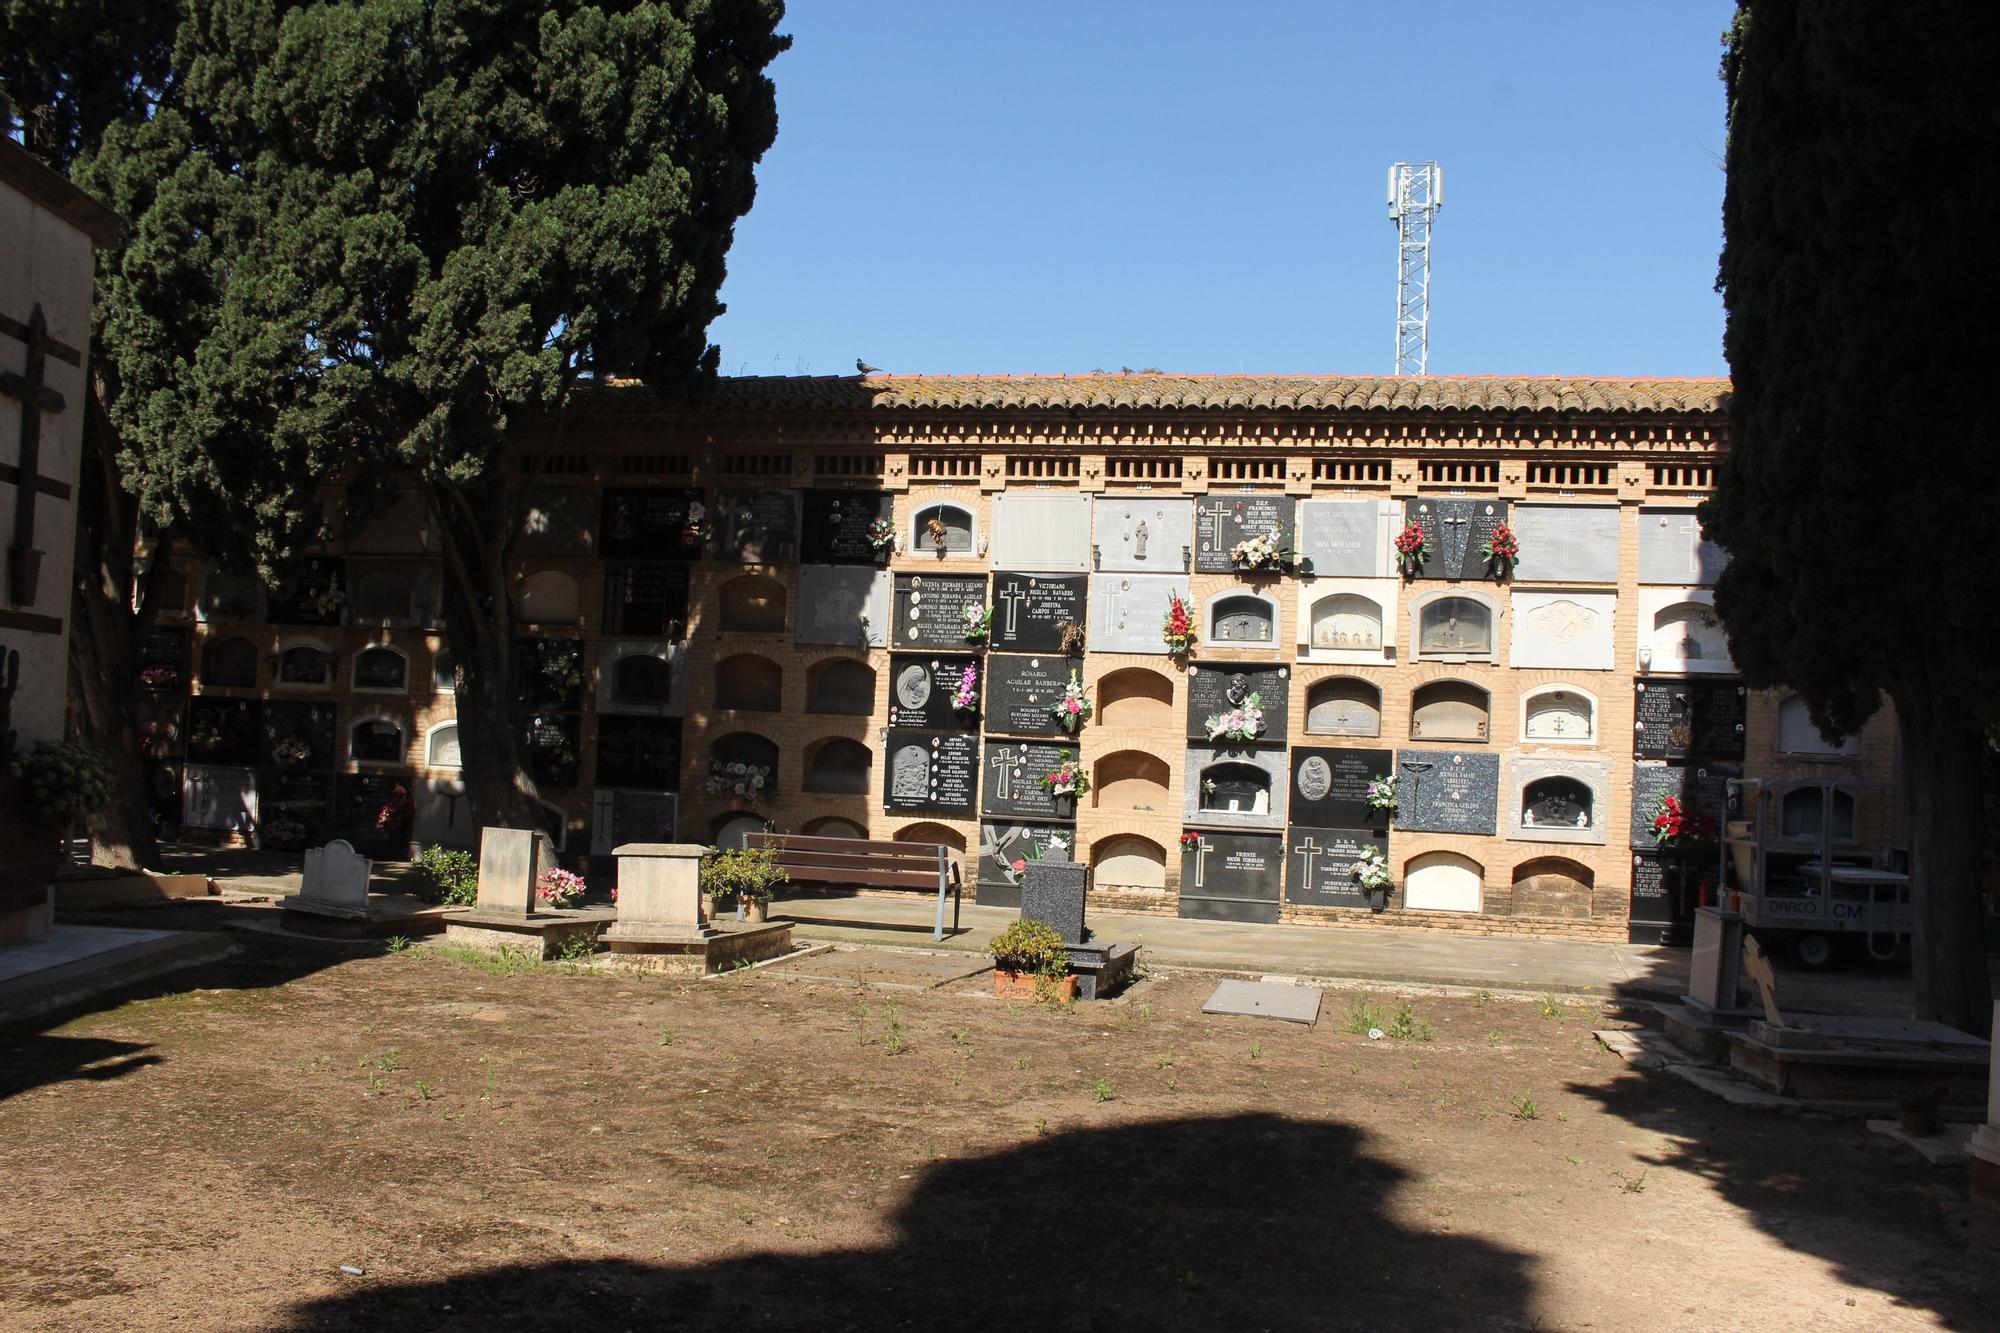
1633;679;1747;760
1284;824;1388;908
987;573;1087;653
181;764;258;832
975;822;1074;907
1021;860;1088;945
892;573;989;649
983;654;1071;736
1177;830;1284;923
1195;494;1296;573
412;776;475;850
1296;500;1390;577
888;653;980;729
1628;850;1705;945
1186;662;1290;742
1290;746;1392;826
188;697;263;767
295;839;372;918
1090;573;1190;655
800;489;893;564
1510;592;1616;670
797;566;890;647
882;729;979;815
589;789;678;856
715;488;800;564
261;700;338;772
599;487;705;561
605;842;707;935
1402;498;1509;581
1093;497;1194;572
979;738;1077;823
1509;505;1620;584
1638;508;1730;585
476;826;555;918
1391;750;1500;835
1629;762;1738;848
989;494;1093;571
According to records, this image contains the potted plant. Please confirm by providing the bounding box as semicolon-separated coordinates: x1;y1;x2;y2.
6;740;110;874
700;845;790;924
1483;523;1520;580
952;662;980;718
1349;845;1393;912
988;918;1075;1001
1394;521;1430;578
1050;671;1093;734
961;603;992;645
1161;593;1195;656
1040;750;1089;818
1365;774;1398;822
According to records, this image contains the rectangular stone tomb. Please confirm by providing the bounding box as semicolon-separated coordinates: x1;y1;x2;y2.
1020;860;1088;944
800;488;892;564
1629;762;1739;850
888;653;981;729
1402;498;1510;581
986;572;1087;653
714;487;800;564
982;653;1074;737
1390;750;1500;835
1186;662;1291;743
1510;505;1621;584
1290;746;1393;827
1633;678;1748;760
797;565;890;647
1184;744;1290;830
892;573;989;650
286;838;374;919
1178;831;1284;924
1296;500;1392;578
1195;493;1297;573
979;739;1079;823
1093;497;1194;573
1285;825;1389;908
881;729;979;815
975;821;1075;907
599;487;706;561
1202;979;1323;1025
1089;573;1191;655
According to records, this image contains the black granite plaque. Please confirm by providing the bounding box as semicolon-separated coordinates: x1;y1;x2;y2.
1178;830;1284;923
974;822;1076;907
523;713;581;788
137;625;191;691
604;563;689;638
267;556;348;626
1627;850;1711;945
716;488;800;564
1285;824;1389;908
1195;494;1297;573
1291;746;1393;827
892;573;989;649
978;739;1077;822
1402;498;1510;580
256;770;335;851
983;653;1073;737
594;714;683;790
1391;749;1500;835
1629;762;1739;849
516;637;585;710
1186;662;1291;743
801;489;893;564
1633;679;1748;761
987;573;1088;653
599;487;706;560
883;729;978;814
186;696;263;768
888;653;981;729
261;700;338;772
336;771;414;852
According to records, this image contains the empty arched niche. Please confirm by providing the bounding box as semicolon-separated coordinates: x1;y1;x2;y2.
1098;668;1174;730
151;564;189;616
350;718;407;765
202;635;260;689
518;570;581;625
352;645;409;692
807;658;877;715
1521;687;1595;744
352;570;414;624
1198;761;1272;816
714;653;782;712
1305;677;1381;737
426;721;462;769
804;817;867;839
1521;776;1593;830
1650;601;1729;664
1410;680;1490;742
1092;750;1172;812
718;574;788;633
910;502;975;556
612;650;675;708
1307;592;1385;652
804;738;872;795
1403;851;1483;913
1512;857;1594;919
1092;835;1167;893
1206;592;1277;646
1780;786;1858;843
1776;696;1860;756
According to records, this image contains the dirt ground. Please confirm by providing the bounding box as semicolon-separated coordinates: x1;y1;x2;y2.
1;939;1994;1332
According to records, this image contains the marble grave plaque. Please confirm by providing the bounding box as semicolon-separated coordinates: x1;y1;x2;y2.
1629;762;1740;849
889;653;980;729
1296;500;1389;577
989;494;1092;571
1186;662;1290;743
137;625;192;690
589;788;678;856
1184;743;1290;829
800;489;892;564
268;556;347;627
975;822;1077;906
1093;497;1193;572
1291;746;1391;827
187;697;263;768
1391;749;1500;835
603;563;690;639
987;572;1087;653
715;488;799;564
599;487;705;561
1510;505;1620;584
797;565;890;647
182;763;258;831
1178;831;1284;924
1633;679;1748;760
979;738;1076;822
255;770;335;851
1403;498;1509;581
1285;824;1389;908
1089;574;1190;655
1639;509;1730;586
1195;493;1296;573
261;700;338;772
983;653;1072;737
337;771;415;850
892;573;989;649
882;729;978;815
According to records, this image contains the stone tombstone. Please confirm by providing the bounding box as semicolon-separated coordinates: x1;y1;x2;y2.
980;738;1077;823
1090;573;1191;655
976;822;1076;904
989;494;1093;572
1296;500;1390;578
589;790;678;857
476;826;555;918
1194;493;1296;573
1178;830;1284;924
1633;679;1748;761
1285;824;1389;908
517;484;598;557
1638;508;1730;586
1510;505;1621;584
604;562;690;638
888;653;980;729
1291;746;1392;827
256;770;335;851
983;653;1072;736
1402;498;1510;581
262;700;337;772
1510;592;1617;670
987;573;1088;653
1391;749;1501;835
892;573;989;650
594;714;683;790
1093;497;1194;573
800;488;893;564
1629;850;1706;945
1185;662;1290;743
599;487;706;561
298;839;372;917
1021;859;1089;945
1629;762;1740;849
412;776;476;850
182;764;258;831
1184;743;1290;830
882;729;979;815
798;565;891;647
268;556;347;627
715;487;799;564
188;697;263;767
608;843;707;933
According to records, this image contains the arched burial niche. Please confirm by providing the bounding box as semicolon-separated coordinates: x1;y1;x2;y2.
804;738;872;795
198;569;261;621
1403;851;1483;913
708;732;780;801
1093;751;1172;812
1512;857;1594;919
611;650;676;709
910;502;975;556
1197;760;1272;816
1522;686;1594;743
1307;592;1384;652
517;570;581;625
1305;677;1381;737
804;817;866;839
350;718;406;765
1410;680;1490;742
807;658;877;715
1775;696;1860;756
202;635;260;689
276;641;332;687
711;813;767;850
425;721;462;769
1780;786;1858;843
1098;668;1174;730
1650;600;1729;665
1520;776;1593;830
718;574;788;633
713;653;782;712
1206;592;1277;646
1092;835;1167;894
352;645;409;692
1415;593;1495;659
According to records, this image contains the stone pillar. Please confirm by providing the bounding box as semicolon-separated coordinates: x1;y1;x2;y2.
1972;1001;2000;1211
474;826;554;919
604;843;709;941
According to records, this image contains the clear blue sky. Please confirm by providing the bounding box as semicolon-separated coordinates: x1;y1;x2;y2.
710;0;1737;379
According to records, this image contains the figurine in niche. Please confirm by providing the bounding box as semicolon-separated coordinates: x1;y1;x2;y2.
927;516;950;552
1132;519;1149;561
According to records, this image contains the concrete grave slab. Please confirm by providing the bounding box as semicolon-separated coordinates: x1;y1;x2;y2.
1201;978;1322;1025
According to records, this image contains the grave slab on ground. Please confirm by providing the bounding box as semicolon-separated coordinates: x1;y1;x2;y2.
761;944;991;990
1202;978;1323;1025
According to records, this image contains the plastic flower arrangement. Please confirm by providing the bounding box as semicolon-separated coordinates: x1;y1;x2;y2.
1204;692;1266;743
139;665;180;690
375;784;412;833
867;516;896;551
953;663;980;714
1483;523;1520;578
313;581;348;618
536;867;586;908
1349;845;1392;892
1229;528;1293;573
1649;794;1716;848
1161;592;1195;653
1365;774;1399;813
1051;671;1094;733
1178;830;1202;852
272;737;314;767
961;603;992;644
1040;750;1089;797
705;759;773;805
1394;521;1430;576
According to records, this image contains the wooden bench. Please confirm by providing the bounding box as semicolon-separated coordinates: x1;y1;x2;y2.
744;833;962;941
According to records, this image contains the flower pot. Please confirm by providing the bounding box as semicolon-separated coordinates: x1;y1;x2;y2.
1050;793;1076;819
994;969;1077;1002
1364;887;1390;913
744;898;769;925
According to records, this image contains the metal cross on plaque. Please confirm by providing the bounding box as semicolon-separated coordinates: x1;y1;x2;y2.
997;580;1030;635
1434;500;1476;575
1293;836;1322;886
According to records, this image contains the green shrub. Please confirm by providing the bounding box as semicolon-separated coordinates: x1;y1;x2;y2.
699;845;790;903
412;845;479;906
8;741;113;824
988;919;1070;978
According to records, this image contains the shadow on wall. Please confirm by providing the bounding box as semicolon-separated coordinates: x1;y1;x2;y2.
276;1113;1536;1330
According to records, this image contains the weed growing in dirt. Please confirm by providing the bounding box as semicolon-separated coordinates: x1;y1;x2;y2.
657;1027;676;1047
310;1054;333;1071
1386;1004;1434;1041
948;1071;964;1087
1092;1079;1116;1103
857;1002;907;1056
733;1203;756;1225
411;1078;435;1101
1510;1095;1540;1121
430;943;542;976
552;935;598;964
1486;1030;1502;1046
1538;994;1565;1019
364;1050;400;1073
1615;1170;1648;1194
479;1054;500;1107
1345;997;1433;1041
1155;1051;1176;1069
949;1029;974;1059
1014;1056;1031;1070
1474;989;1492;1006
385;935;414;954
1248;1042;1264;1061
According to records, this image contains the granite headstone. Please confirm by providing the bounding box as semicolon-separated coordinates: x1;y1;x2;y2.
979;739;1078;822
1178;830;1284;923
1195;493;1297;573
1290;746;1392;827
975;822;1076;907
1021;860;1088;945
1285;824;1389;908
715;488;799;564
797;566;891;647
893;573;989;649
983;654;1072;736
1186;663;1290;743
1403;498;1510;581
882;729;979;815
889;654;981;729
987;573;1088;653
1633;679;1747;760
1296;500;1389;577
800;489;893;564
1391;749;1500;835
594;714;683;790
599;487;706;561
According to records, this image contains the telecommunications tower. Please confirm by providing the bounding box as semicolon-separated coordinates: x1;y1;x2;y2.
1387;161;1443;376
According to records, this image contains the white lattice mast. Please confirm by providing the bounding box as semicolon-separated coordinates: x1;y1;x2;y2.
1388;161;1443;376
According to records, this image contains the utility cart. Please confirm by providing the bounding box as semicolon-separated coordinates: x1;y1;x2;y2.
1720;778;1911;969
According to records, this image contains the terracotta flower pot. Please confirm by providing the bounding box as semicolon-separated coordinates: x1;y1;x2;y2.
744;898;769;924
993;969;1077;1002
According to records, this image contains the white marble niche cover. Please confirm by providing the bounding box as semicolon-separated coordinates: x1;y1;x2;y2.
1093;497;1193;573
1509;591;1616;670
989;494;1092;572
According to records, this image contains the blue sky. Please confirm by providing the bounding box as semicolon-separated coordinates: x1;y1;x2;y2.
709;0;1737;379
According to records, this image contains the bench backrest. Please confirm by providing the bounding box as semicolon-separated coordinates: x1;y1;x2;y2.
744;832;960;890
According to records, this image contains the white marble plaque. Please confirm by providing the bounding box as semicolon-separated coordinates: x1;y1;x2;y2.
1510;591;1616;670
1511;505;1621;584
1296;500;1392;577
1089;573;1191;655
1639;508;1729;585
990;494;1092;572
1092;497;1193;573
797;566;891;646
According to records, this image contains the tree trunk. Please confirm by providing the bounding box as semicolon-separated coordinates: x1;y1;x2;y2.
1891;673;1994;1037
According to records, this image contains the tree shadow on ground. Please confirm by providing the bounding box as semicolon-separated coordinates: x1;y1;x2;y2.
1568;1068;1999;1328
0;1032;159;1101
277;1112;1538;1332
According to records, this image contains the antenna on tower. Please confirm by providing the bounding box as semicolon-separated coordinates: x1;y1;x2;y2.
1387;161;1443;376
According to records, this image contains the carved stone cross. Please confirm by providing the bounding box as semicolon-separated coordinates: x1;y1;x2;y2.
1740;935;1785;1027
1189;836;1213;889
